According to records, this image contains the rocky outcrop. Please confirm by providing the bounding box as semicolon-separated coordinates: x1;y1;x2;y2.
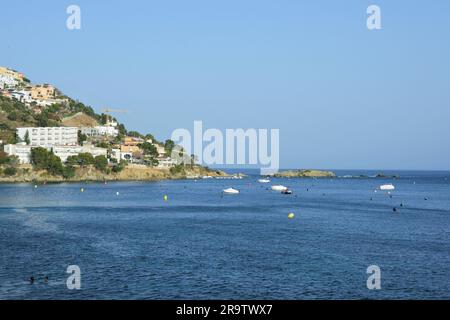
273;169;336;178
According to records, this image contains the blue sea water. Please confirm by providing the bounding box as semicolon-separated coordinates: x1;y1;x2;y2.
0;170;449;300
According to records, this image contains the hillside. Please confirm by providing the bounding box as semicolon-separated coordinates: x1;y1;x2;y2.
61;112;99;127
0;68;227;182
0;95;112;142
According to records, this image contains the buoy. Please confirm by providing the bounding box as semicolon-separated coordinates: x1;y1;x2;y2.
34;185;37;189
164;195;168;201
288;213;295;219
80;188;84;192
116;192;120;196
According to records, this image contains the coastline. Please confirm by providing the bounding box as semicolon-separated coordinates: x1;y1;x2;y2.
0;164;229;184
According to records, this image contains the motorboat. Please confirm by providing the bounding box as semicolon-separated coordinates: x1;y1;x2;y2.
258;178;270;183
223;188;240;194
271;185;288;192
281;189;293;194
380;184;395;191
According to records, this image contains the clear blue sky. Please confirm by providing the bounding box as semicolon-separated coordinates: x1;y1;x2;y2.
1;0;449;170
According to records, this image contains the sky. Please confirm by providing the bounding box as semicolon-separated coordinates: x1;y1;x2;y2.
1;0;449;170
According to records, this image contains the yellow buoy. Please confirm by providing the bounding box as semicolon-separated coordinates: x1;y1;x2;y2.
164;195;168;201
80;188;84;193
288;213;295;219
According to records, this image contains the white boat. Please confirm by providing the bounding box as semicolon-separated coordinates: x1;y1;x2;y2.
271;185;288;192
223;188;240;194
380;184;395;191
258;179;270;183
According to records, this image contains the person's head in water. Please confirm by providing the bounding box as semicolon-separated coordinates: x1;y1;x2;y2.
29;276;35;284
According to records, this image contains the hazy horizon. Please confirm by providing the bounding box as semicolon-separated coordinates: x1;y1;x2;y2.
1;0;449;170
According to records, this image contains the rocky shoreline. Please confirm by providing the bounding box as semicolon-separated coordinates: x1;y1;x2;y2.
0;164;228;183
273;169;336;178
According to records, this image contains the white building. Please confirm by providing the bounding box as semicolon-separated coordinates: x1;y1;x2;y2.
0;75;19;89
110;148;121;162
53;145;107;162
81;126;119;137
4;143;107;164
17;127;78;147
157;157;176;168
3;143;33;164
155;144;166;157
10;90;33;104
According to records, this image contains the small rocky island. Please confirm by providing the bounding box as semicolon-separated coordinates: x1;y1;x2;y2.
273;169;336;178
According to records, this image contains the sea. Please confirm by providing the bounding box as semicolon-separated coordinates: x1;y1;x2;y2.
0;170;449;299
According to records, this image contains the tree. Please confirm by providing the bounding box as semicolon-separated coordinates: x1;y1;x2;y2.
117;124;127;135
77;130;87;145
164;139;175;155
3;167;17;176
62;165;75;179
76;153;95;167
35;113;49;127
30;147;64;176
0;151;10;165
112;163;125;173
128;131;142;138
139;142;158;157
46;154;64;176
94;155;108;172
145;133;155;142
24;130;30;145
30;147;51;170
100;113;109;125
7;112;18;121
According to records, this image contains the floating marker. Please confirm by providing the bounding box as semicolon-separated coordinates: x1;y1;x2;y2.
164;195;168;201
288;213;295;219
116;192;120;196
80;188;84;192
34;185;37;189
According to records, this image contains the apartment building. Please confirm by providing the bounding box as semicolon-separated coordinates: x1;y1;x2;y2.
3;143;108;164
81;126;119;137
157;156;176;168
3;143;33;164
17;127;78;147
52;144;107;162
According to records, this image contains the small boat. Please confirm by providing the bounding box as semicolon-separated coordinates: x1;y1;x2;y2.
271;185;288;192
380;184;395;191
223;188;240;194
258;178;270;183
281;189;293;194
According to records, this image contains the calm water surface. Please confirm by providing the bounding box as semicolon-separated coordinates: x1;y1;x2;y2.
1;170;449;299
